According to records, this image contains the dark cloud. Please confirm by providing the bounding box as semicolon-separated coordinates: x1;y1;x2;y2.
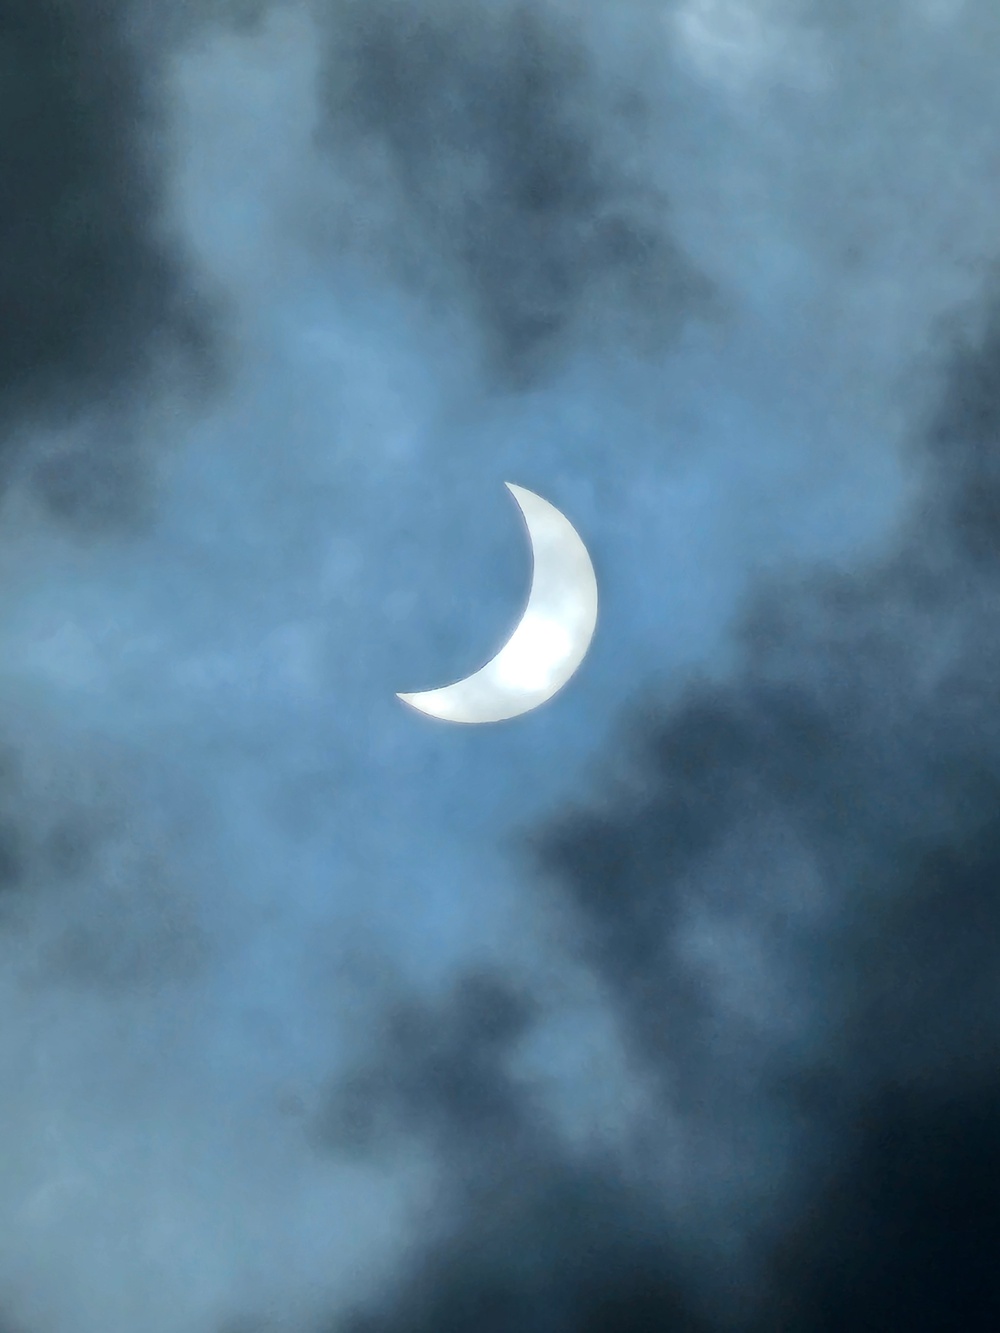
305;281;1000;1330
756;1078;1000;1331
0;0;221;1011
317;971;719;1333
295;1061;1000;1333
330;1176;717;1333
516;304;1000;1323
0;819;26;897
315;0;714;386
923;295;1000;566
30;427;156;535
0;0;220;515
0;749;28;908
318;973;540;1160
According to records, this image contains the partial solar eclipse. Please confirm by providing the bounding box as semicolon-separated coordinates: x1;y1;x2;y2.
396;483;598;724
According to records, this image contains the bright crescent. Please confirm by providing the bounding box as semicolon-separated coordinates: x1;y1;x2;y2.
396;483;598;723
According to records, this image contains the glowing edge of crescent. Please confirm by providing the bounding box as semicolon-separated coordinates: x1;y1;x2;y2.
395;482;599;723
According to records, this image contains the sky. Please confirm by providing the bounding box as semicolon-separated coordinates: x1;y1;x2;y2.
1;0;1000;1329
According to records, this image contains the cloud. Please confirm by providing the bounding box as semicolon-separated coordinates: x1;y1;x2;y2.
4;1;1000;1331
330;1181;716;1333
0;0;220;522
0;732;213;994
312;0;716;387
309;293;1000;1329
305;215;1000;1333
921;294;1000;566
316;970;719;1333
756;1077;1000;1330
319;974;539;1157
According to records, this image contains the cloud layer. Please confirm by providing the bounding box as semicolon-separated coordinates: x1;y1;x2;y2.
2;1;1000;1331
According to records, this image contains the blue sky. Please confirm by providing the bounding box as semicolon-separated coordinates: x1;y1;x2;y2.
2;2;1000;1330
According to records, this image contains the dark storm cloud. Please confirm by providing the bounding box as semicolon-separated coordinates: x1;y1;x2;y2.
315;0;714;386
0;0;219;513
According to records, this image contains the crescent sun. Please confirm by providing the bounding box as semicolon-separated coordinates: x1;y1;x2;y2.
396;483;599;724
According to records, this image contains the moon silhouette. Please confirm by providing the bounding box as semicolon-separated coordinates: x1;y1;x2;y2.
396;483;598;724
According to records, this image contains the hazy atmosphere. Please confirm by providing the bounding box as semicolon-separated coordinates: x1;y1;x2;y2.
2;1;1000;1329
